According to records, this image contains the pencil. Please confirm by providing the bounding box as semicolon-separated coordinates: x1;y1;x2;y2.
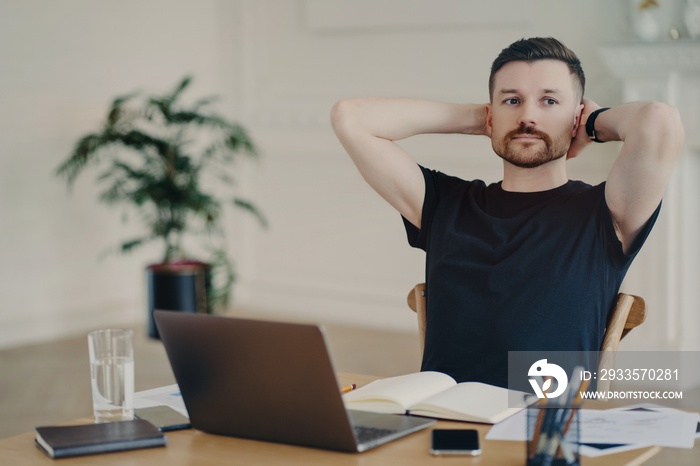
528;406;547;457
341;384;357;394
547;373;590;464
561;378;590;435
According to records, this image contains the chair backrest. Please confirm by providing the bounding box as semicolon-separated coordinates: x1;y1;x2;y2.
406;283;428;356
406;283;646;388
597;293;646;391
599;293;647;352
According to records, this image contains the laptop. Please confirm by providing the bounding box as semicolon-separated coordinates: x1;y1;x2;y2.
154;311;435;452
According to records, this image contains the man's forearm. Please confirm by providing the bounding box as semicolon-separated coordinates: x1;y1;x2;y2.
592;101;683;151
331;97;488;142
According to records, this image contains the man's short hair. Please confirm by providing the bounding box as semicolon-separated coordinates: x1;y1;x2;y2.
489;37;585;102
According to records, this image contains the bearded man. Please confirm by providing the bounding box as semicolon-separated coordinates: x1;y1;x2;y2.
330;37;683;387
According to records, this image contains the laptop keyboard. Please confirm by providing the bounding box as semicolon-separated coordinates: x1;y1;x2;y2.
354;425;397;443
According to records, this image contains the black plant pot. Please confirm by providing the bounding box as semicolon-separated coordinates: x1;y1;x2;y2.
147;260;212;339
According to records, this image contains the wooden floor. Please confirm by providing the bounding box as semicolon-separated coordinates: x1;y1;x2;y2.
0;316;421;439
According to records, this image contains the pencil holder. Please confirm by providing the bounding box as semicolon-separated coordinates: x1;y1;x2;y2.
526;406;580;466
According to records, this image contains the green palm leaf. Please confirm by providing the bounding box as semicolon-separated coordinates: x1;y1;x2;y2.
55;75;266;309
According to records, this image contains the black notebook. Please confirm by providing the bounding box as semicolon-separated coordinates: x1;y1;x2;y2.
35;419;166;459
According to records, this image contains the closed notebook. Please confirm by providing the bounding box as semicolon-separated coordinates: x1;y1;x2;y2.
343;371;527;424
35;419;166;459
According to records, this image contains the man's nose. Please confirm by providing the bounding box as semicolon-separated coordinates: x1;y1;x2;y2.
517;102;539;127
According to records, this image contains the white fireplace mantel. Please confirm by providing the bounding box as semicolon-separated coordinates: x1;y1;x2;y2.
601;42;700;149
602;42;700;76
600;42;700;360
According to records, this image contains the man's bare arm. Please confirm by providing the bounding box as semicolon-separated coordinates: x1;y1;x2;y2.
571;100;684;254
330;98;488;228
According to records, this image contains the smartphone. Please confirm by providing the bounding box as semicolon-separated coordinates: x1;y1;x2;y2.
134;406;191;432
429;429;481;456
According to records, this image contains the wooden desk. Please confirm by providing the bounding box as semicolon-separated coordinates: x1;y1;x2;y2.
0;373;691;466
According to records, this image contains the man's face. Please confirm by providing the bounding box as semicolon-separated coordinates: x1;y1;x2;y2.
488;59;583;169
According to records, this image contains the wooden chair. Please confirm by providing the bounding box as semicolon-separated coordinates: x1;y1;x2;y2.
597;293;647;391
406;283;429;356
407;283;646;390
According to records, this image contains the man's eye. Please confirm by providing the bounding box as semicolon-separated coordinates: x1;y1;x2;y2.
544;98;558;105
504;98;519;105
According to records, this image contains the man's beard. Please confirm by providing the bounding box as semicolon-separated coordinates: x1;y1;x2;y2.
492;123;571;169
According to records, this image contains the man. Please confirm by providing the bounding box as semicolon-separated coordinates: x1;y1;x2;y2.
330;37;683;388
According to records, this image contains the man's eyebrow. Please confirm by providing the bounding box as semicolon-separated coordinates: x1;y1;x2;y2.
497;88;563;95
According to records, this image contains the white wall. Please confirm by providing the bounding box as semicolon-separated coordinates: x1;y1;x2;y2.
1;1;696;352
231;0;632;331
0;0;232;347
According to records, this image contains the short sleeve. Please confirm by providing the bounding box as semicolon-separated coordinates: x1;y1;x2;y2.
402;165;437;251
601;193;661;269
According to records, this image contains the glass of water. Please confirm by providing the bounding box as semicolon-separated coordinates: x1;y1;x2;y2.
87;329;135;423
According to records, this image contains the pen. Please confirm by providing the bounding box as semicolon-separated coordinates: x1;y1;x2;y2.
561;377;590;436
341;384;357;394
539;367;588;466
528;406;547;457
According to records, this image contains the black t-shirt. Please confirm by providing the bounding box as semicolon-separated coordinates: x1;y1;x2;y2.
403;166;660;388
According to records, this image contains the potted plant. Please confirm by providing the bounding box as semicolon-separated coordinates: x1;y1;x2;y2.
56;76;266;337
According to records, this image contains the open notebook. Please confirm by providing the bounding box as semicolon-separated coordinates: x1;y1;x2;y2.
343;371;528;424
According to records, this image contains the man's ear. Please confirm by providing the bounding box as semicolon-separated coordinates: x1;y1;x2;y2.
572;103;584;137
485;103;493;137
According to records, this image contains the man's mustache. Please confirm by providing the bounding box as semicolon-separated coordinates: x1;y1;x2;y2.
505;123;551;144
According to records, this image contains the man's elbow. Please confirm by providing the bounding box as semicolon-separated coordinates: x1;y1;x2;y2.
637;102;685;157
330;99;360;138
